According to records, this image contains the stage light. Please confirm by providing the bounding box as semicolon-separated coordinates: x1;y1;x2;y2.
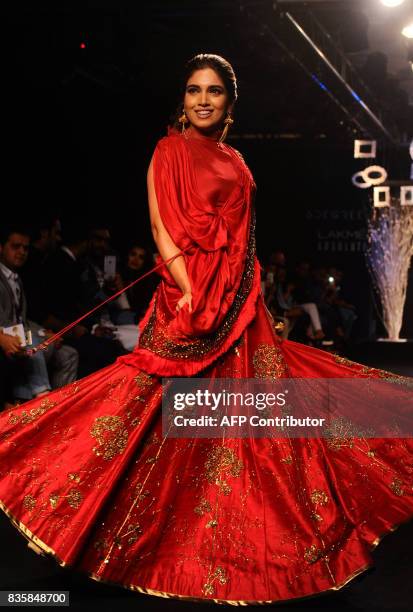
402;23;413;38
380;0;405;7
80;42;86;49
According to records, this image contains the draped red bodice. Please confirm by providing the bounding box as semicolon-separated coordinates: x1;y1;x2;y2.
119;127;262;376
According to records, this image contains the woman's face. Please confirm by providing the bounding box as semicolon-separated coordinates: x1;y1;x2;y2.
183;67;232;136
128;247;146;271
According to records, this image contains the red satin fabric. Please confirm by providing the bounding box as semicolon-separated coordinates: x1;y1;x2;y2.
119;127;262;377
153;128;254;337
0;129;413;604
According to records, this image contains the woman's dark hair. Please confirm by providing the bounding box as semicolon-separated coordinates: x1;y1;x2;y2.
122;242;153;270
170;53;238;130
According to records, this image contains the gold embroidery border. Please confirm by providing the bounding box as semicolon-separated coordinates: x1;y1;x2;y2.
0;498;68;566
0;496;410;606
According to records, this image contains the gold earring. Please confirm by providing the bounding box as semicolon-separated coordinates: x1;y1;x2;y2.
178;109;188;134
219;112;234;143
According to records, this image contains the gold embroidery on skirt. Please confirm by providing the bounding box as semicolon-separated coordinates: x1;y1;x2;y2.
8;398;58;426
333;354;413;386
134;372;154;388
253;344;289;378
49;494;59;509
203;566;228;596
204;445;243;496
194;498;212;516
389;478;405;496
310;490;329;506
67;489;83;509
23;495;37;511
90;415;129;460
304;544;323;564
0;496;407;605
324;417;373;450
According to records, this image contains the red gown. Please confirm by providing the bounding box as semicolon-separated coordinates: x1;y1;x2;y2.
1;127;413;605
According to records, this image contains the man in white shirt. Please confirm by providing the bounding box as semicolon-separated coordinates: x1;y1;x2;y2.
0;227;51;406
0;226;78;408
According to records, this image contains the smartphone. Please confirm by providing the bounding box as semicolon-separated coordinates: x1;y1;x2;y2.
104;255;117;280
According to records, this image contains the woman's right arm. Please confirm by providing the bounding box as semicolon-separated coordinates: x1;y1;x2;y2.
147;155;192;313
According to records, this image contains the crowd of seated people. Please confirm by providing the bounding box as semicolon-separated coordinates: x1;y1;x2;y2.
1;225;358;409
262;249;357;350
0;217;158;411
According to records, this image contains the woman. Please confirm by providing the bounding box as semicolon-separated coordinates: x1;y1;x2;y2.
0;53;412;605
110;243;159;326
273;265;326;342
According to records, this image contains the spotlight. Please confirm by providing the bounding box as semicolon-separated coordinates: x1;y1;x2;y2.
402;23;413;38
380;0;405;6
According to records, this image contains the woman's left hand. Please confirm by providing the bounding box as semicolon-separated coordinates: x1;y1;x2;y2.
176;291;193;313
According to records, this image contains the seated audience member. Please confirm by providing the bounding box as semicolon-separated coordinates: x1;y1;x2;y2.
41;223;127;377
275;265;325;342
111;243;159;325
291;260;318;303
323;267;357;341
262;250;289;338
291;260;354;347
18;216;79;387
20;215;62;325
262;269;277;307
269;250;287;269
77;222;136;337
96;243;158;352
80;223;114;322
0;226;51;406
264;253;325;343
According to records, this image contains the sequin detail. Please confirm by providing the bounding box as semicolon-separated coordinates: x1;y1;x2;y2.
134;372;154;389
194;498;212;516
390;478;405;496
49;494;59;509
204;445;243;495
203;566;228;595
253;343;289;378
8;398;58;426
90;416;129;460
304;544;323;564
67;489;83;509
23;495;36;511
324;417;373;450
310;490;329;506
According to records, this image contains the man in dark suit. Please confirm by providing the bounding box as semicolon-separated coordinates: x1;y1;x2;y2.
0;227;51;407
40;223;127;377
20;215;62;325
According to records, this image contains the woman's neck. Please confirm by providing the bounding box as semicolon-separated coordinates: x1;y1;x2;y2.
185;125;220;142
